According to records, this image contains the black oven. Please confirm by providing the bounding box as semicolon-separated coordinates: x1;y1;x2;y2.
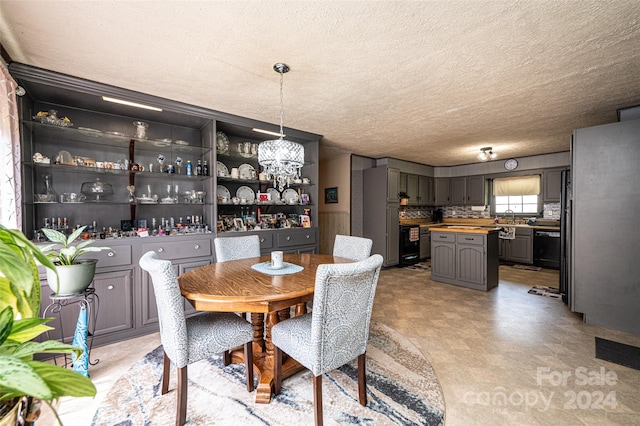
399;225;420;266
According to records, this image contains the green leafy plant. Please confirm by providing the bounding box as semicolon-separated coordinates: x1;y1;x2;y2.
40;226;112;265
0;225;96;424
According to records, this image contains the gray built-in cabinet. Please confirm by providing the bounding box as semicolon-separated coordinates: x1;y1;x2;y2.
498;227;533;264
12;63;321;347
363;166;400;266
431;231;499;291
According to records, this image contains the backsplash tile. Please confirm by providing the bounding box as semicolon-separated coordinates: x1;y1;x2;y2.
443;206;491;219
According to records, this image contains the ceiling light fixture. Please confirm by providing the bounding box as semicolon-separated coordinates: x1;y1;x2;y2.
258;63;304;191
102;96;163;112
478;146;498;161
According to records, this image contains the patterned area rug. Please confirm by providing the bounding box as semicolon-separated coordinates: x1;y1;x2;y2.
528;285;562;298
92;321;445;425
404;262;431;271
511;264;542;272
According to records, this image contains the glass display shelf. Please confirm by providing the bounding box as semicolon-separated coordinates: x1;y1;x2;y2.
24;120;212;156
216;150;313;166
28;163;212;181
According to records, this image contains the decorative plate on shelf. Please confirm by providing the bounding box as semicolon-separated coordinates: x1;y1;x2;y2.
282;188;299;204
153;138;172;147
217;185;231;201
266;188;280;202
216;161;229;176
175;140;189;146
238;163;255;179
236;186;256;203
216;131;229;154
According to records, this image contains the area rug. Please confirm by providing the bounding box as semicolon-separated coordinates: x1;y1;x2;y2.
511;264;542;272
528;285;562;298
404;262;431;271
92;321;445;425
595;337;640;371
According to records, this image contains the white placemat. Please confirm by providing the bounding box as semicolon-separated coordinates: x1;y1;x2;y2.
251;261;304;275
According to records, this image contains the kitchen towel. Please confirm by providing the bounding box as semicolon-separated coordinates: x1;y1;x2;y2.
72;304;89;377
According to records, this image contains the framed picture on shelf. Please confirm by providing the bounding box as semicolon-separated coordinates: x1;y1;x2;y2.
299;214;311;228
233;218;245;231
300;193;310;205
325;187;338;204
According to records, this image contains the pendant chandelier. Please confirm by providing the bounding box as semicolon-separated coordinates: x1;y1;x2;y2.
258;63;304;191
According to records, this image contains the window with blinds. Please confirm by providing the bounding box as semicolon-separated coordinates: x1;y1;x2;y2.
493;175;541;214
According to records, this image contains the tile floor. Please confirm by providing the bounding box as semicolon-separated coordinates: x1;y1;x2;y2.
40;265;640;425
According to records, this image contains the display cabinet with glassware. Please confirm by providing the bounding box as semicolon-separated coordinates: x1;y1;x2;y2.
11;63;320;346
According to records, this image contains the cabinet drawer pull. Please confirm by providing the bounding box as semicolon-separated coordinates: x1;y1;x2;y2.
465;237;474;241
439;235;447;239
108;252;115;257
157;248;164;253
107;285;114;290
194;244;200;250
260;238;265;243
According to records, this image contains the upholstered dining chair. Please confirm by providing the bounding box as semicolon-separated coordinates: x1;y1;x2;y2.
333;234;373;261
139;251;254;426
214;234;261;262
271;254;384;426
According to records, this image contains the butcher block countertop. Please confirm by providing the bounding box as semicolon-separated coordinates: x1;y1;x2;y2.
400;217;560;232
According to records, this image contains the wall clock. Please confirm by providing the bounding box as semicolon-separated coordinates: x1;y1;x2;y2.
504;158;518;170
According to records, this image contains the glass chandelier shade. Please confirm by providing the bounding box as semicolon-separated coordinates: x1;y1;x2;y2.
258;63;304;191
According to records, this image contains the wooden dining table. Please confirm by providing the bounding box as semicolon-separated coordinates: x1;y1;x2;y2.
178;252;352;404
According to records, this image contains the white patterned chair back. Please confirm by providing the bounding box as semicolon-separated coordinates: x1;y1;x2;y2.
310;254;383;375
215;235;261;262
139;251;189;367
333;235;373;261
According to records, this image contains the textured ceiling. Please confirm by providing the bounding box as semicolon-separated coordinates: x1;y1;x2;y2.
1;1;639;166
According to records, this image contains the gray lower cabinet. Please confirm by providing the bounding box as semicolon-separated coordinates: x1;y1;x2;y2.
431;231;499;291
499;228;533;264
419;227;431;260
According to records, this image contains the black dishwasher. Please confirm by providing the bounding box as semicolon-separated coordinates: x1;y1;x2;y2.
533;230;560;269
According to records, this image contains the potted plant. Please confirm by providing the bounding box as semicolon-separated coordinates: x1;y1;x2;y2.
0;225;96;425
39;226;113;296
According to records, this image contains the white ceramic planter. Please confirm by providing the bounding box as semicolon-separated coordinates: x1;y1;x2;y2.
46;259;97;295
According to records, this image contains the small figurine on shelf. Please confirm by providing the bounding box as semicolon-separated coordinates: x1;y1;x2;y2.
176;157;184;174
157;154;166;173
127;185;136;203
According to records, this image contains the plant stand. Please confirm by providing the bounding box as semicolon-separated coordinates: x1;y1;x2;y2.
41;288;100;368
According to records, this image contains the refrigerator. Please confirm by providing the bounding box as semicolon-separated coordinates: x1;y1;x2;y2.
570;117;640;335
559;169;571;306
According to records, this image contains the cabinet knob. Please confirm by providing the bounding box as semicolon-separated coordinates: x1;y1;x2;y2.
107;285;114;290
157;248;164;253
287;236;291;241
260;238;265;243
306;234;310;239
194;244;200;250
108;252;115;257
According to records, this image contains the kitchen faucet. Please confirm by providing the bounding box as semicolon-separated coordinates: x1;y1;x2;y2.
503;209;515;224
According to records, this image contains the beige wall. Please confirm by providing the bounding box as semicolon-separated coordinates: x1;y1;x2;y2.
318;153;351;254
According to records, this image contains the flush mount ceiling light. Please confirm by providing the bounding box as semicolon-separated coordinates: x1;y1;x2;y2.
478;146;498;161
258;63;304;191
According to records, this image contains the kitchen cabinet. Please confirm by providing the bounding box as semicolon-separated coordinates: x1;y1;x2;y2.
499;228;533;264
434;178;451;205
406;174;419;205
431;230;499;291
387;168;401;203
418;175;433;205
451;177;467;205
450;175;485;206
467;175;486;205
363;166;399;266
542;168;564;203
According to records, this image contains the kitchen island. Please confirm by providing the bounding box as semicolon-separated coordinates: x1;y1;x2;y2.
430;226;500;291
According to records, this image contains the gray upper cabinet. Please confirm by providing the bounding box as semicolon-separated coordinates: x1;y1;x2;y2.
418;175;432;205
406;174;419;205
435;178;451;205
467;175;485;205
387;168;400;203
450;177;467;205
542;168;564;203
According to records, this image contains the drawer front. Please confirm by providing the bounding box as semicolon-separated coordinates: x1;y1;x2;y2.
142;239;211;260
93;244;133;268
277;230;316;248
515;227;533;237
432;232;456;243
257;233;273;250
457;234;484;245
